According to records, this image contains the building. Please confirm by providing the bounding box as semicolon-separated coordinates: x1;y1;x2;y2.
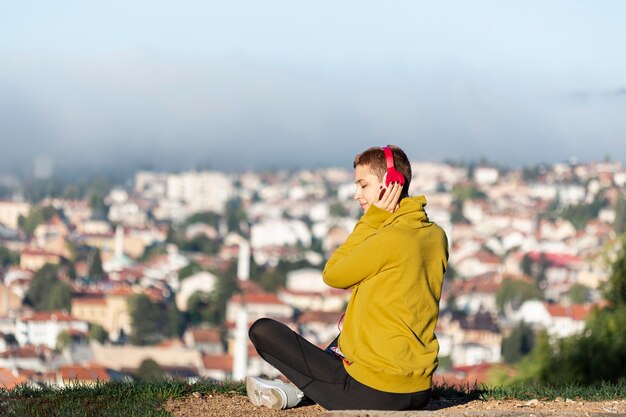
15;311;88;349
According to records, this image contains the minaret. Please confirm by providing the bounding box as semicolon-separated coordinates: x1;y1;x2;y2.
237;239;250;281
232;238;250;380
114;225;124;260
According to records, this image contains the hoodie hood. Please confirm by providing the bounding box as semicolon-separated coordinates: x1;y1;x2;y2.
381;195;430;229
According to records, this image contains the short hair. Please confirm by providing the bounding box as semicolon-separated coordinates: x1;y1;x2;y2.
353;145;412;199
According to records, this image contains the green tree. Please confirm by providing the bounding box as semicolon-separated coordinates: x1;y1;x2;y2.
560;198;607;231
0;247;20;268
451;184;487;202
178;261;203;281
186;291;215;325
520;253;533;276
501;321;535;364
88;248;104;281
496;277;543;313
513;237;626;385
166;301;185;338
185;211;220;228
602;235;626;307
56;330;72;350
129;294;165;345
613;194;626;235
135;358;164;381
225;198;247;234
26;264;72;311
47;281;72;311
18;206;57;237
88;324;108;344
568;283;591;304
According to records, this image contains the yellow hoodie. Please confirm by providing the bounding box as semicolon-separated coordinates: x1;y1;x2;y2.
323;196;448;393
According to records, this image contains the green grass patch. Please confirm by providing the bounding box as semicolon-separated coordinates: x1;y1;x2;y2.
481;379;626;401
1;378;624;416
0;379;245;417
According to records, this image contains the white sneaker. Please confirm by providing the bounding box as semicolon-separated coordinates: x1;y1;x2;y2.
246;376;304;410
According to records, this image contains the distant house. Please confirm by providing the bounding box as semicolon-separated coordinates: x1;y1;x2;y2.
0;200;30;230
201;354;233;381
455;250;502;278
0;367;29;389
0;345;52;372
183;327;224;354
71;289;133;342
296;310;341;348
437;310;502;367
513;300;591;339
447;272;500;314
57;364;111;387
15;311;88;349
19;247;62;271
225;292;293;324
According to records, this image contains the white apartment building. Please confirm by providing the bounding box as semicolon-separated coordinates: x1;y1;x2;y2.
15;311;89;349
166;171;233;215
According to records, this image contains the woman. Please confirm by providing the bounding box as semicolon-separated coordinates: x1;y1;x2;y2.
246;145;448;411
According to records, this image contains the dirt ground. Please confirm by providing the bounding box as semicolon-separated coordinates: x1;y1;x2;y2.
164;393;626;417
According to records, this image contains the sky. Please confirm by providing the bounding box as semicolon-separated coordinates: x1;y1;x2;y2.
1;1;626;174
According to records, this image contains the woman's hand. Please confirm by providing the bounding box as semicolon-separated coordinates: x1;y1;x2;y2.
374;182;403;213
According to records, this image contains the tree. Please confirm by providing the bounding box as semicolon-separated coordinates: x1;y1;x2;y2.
178;261;203;281
56;330;72;350
0;247;20;268
602;235;626;307
47;281;72;311
88;248;104;281
501;321;535;364
129;294;165;345
185;211;220;228
496;277;543;313
88;324;108;344
166;301;185;338
135;358;164;381
18;206;57;237
568;283;591;304
186;291;215;325
512;237;626;385
26;264;72;311
613;194;626;235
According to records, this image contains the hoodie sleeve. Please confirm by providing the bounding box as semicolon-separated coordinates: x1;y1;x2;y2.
323;205;392;289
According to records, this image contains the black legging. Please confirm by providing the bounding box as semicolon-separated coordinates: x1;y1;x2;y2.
248;318;431;411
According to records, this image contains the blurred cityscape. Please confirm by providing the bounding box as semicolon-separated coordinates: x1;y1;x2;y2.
0;158;625;388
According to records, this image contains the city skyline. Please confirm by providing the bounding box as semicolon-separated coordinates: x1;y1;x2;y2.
1;1;626;172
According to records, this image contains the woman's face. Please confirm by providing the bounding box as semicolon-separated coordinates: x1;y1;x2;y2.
353;164;384;213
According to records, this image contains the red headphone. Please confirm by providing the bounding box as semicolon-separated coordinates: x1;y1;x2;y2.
382;146;405;186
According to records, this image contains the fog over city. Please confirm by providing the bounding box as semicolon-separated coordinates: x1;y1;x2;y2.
1;1;626;174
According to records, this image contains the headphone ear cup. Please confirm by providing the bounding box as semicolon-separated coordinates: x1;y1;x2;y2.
385;168;405;186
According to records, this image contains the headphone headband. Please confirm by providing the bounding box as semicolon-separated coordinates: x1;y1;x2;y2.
381;146;405;186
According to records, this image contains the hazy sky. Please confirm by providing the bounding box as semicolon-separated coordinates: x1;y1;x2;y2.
1;1;625;173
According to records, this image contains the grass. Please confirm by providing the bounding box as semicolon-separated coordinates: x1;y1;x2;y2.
481;379;626;401
1;378;624;416
0;378;245;417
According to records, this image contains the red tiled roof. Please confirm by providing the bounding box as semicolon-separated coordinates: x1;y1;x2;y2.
20;247;62;257
19;311;79;323
545;303;590;321
230;293;285;305
297;310;342;324
59;364;110;382
202;354;233;371
528;251;581;268
0;368;29;389
189;328;222;344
